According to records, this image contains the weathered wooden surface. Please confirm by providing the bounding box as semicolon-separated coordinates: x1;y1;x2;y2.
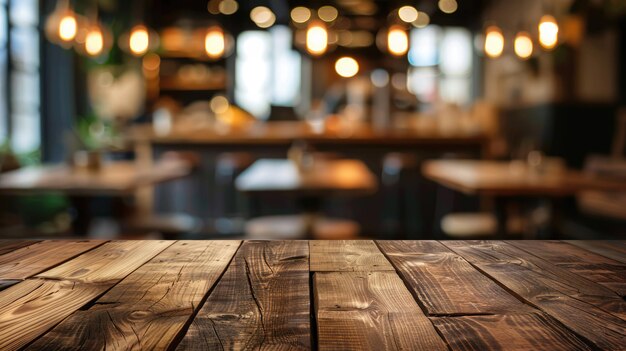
566;240;626;264
0;240;103;280
0;239;624;350
27;241;240;351
0;240;171;351
177;240;311;350
443;240;626;350
377;240;534;315
431;313;591;351
315;271;448;351
510;240;626;296
0;240;39;256
310;240;395;272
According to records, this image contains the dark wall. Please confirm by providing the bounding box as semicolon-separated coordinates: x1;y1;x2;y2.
40;1;75;163
501;103;616;169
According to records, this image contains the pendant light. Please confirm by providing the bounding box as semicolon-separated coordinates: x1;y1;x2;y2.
484;25;504;58
45;0;83;47
75;6;112;58
514;31;533;59
538;15;559;50
387;25;408;56
306;20;328;55
119;1;159;57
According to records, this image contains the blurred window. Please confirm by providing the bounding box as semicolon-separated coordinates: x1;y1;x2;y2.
235;26;301;119
2;0;40;154
408;26;473;106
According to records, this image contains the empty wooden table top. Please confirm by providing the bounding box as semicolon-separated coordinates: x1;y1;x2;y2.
235;159;377;196
423;160;626;197
0;239;624;350
0;159;191;196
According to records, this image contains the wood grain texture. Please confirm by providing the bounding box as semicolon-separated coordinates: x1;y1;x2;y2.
0;240;40;256
36;240;172;283
0;240;172;351
431;313;591;351
511;240;626;296
27;240;241;351
177;240;310;351
565;240;626;264
444;241;626;350
377;240;535;315
315;271;448;351
310;240;394;272
0;240;104;280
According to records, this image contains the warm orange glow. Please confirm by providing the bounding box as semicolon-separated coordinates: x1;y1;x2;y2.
514;31;533;59
306;22;328;55
387;26;408;56
538;15;559;49
205;28;226;59
59;14;77;42
318;6;338;22
251;6;276;28
484;26;504;58
129;25;150;56
438;0;458;14
335;57;359;78
85;28;104;56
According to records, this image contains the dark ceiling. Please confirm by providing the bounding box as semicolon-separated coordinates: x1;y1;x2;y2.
144;0;491;33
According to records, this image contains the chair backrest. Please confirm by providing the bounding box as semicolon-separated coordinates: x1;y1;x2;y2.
612;107;626;159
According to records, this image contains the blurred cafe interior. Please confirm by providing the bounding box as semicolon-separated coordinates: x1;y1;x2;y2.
0;0;625;241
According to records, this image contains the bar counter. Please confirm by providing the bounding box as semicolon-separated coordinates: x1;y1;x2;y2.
0;240;624;350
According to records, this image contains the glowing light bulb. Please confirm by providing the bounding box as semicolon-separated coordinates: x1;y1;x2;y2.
306;22;328;55
129;25;150;56
251;6;275;28
59;14;77;41
205;28;225;59
484;26;504;58
85;28;104;56
318;6;338;22
398;6;418;23
387;26;408;56
335;57;359;78
438;0;458;14
291;6;311;23
514;31;533;59
538;15;558;49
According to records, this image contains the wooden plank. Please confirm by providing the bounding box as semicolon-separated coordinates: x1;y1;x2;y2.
27;240;240;351
377;240;535;315
511;240;626;296
444;241;626;350
315;271;448;350
0;240;105;280
0;240;171;351
565;240;626;264
446;241;626;318
431;313;591;351
310;240;394;272
0;240;40;256
176;240;310;351
36;240;172;283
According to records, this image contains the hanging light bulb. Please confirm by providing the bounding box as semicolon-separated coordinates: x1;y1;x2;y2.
59;14;77;41
119;24;159;57
484;25;504;58
129;25;150;55
45;0;83;46
514;31;533;59
335;56;359;78
205;27;225;59
85;27;104;56
306;21;328;55
538;15;559;50
387;26;408;56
